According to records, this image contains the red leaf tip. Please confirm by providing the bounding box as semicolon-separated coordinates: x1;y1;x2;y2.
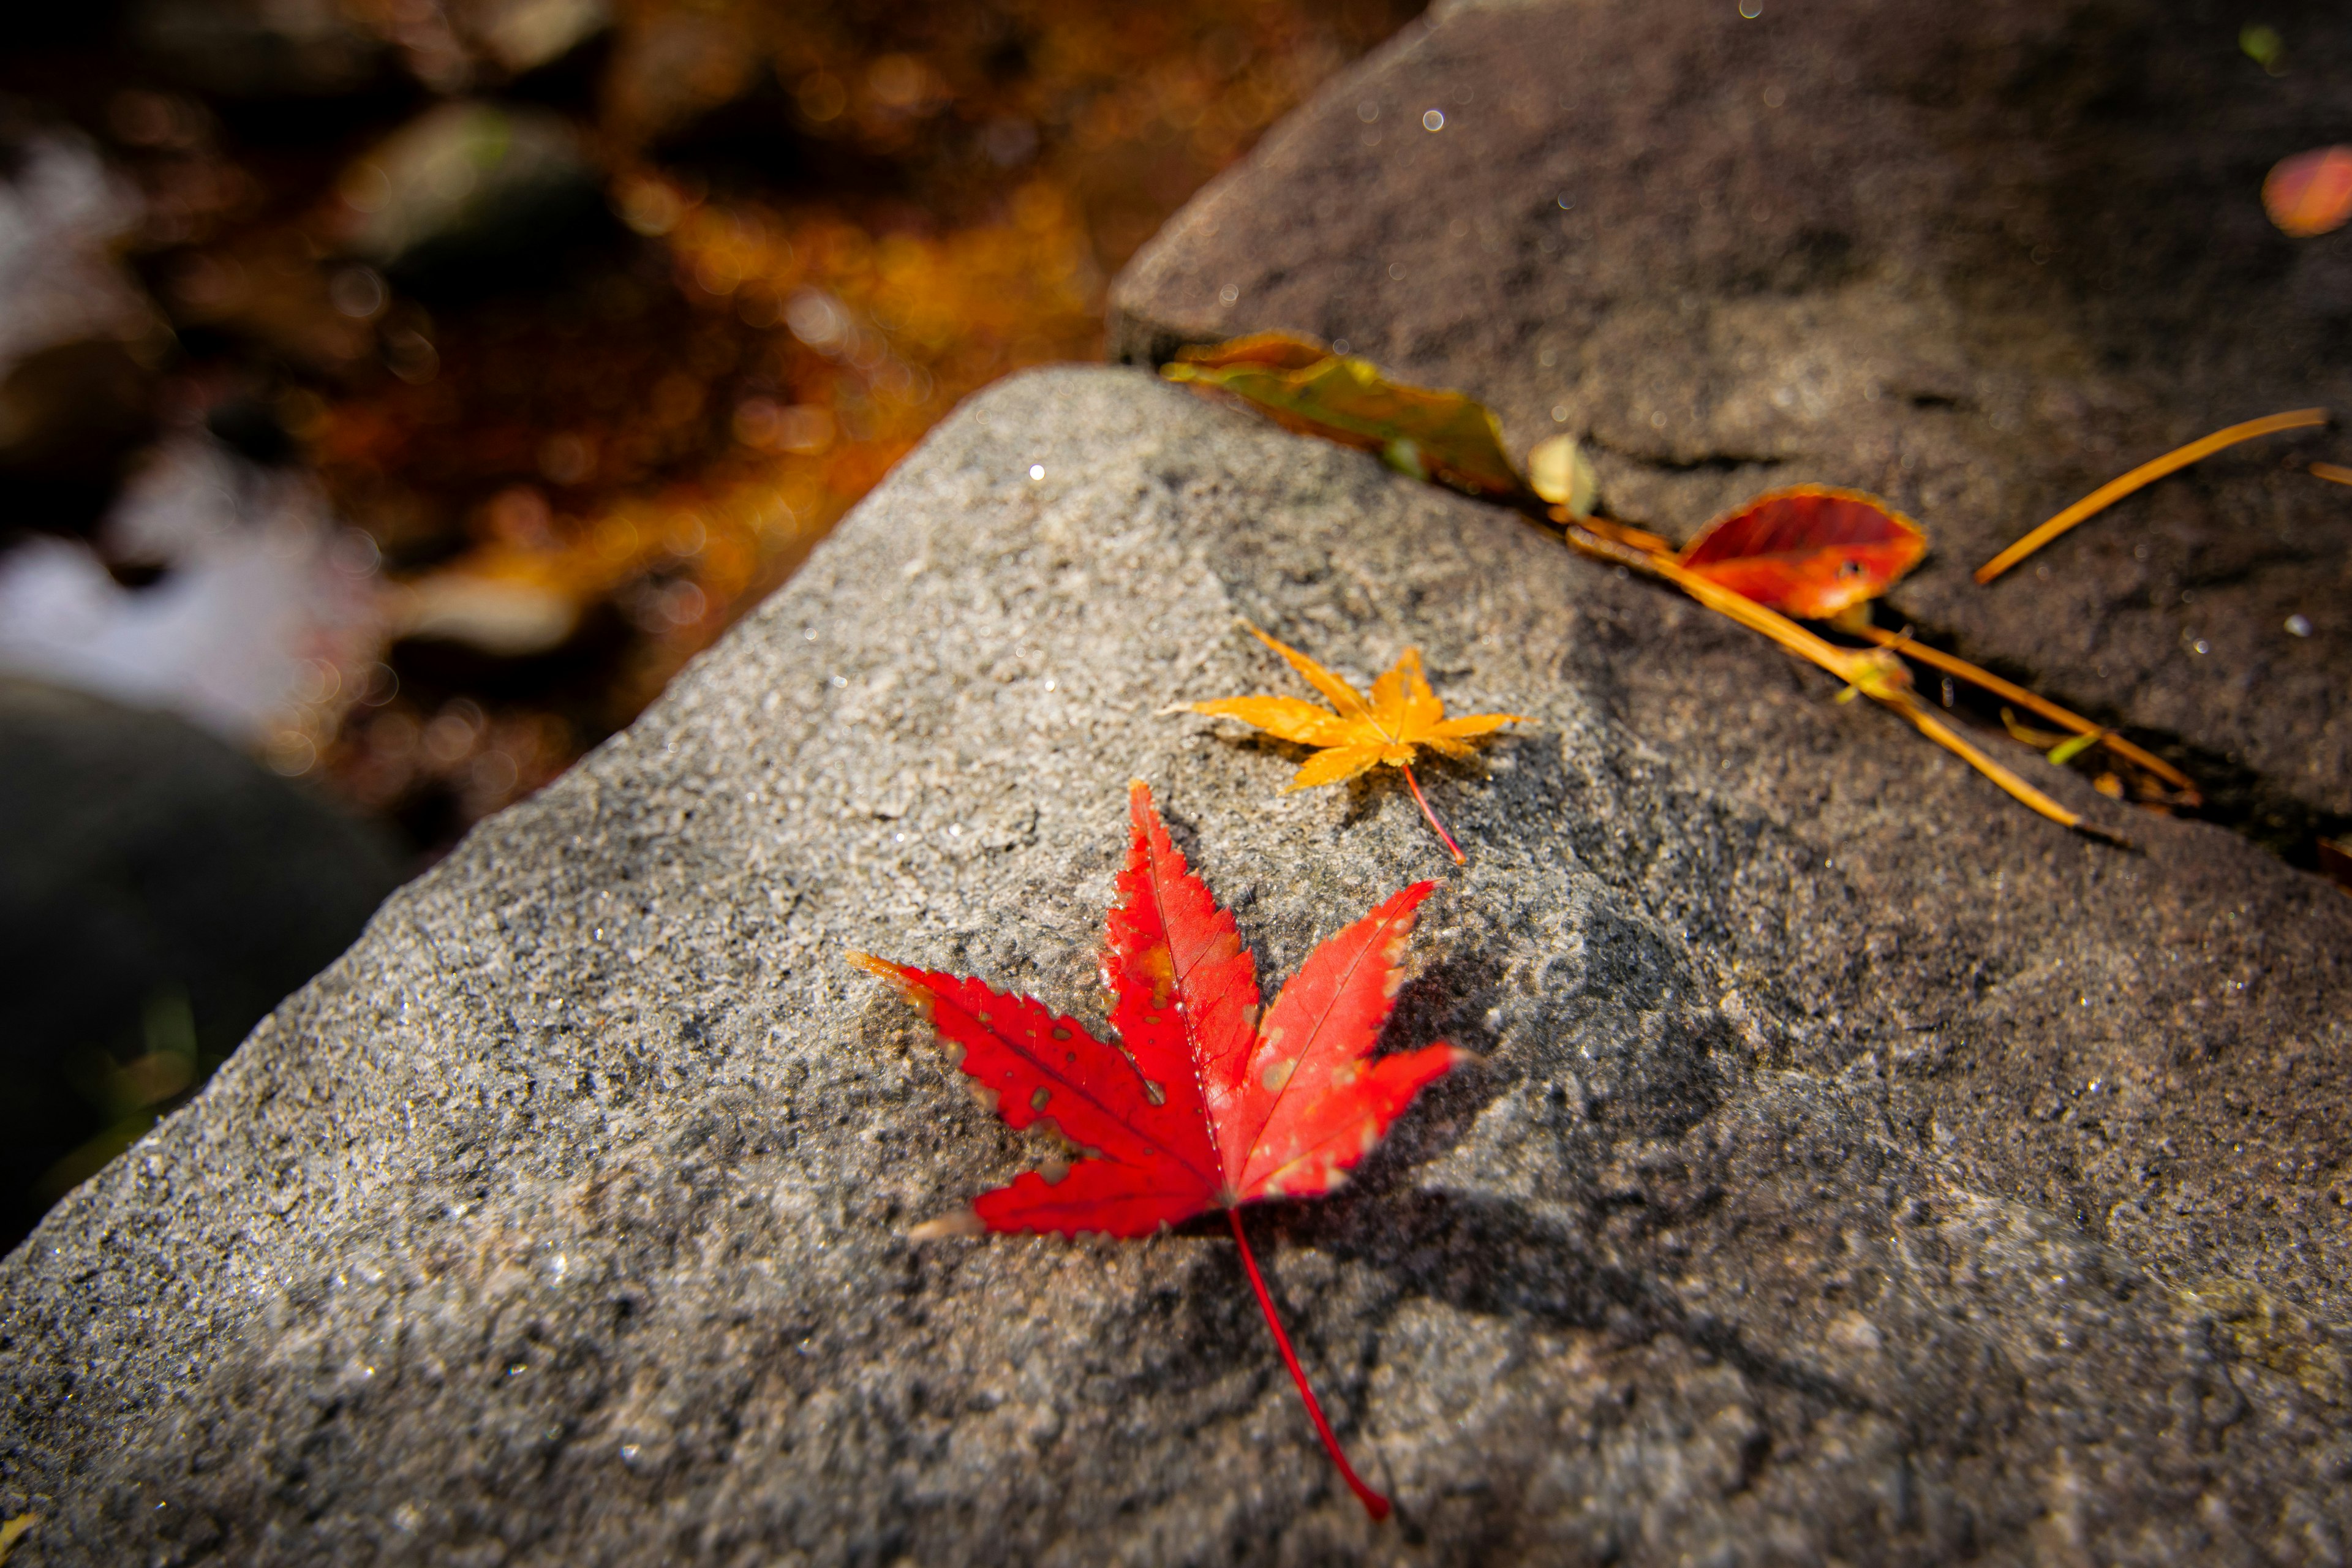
849;950;933;1014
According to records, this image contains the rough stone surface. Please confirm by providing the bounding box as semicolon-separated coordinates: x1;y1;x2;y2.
1110;0;2352;853
6;369;2352;1565
0;677;402;1251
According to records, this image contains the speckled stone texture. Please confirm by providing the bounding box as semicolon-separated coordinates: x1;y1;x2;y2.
1110;0;2352;855
4;369;2350;1566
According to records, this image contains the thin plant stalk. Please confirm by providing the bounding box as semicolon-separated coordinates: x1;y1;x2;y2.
1400;763;1465;865
1850;623;2198;799
1975;408;2329;583
2312;461;2352;487
1227;1208;1392;1521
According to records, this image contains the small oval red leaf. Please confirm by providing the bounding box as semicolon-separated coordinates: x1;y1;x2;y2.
1676;485;1928;619
2265;147;2352;238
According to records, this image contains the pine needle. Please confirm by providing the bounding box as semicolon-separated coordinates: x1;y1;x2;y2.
1850;623;2198;800
1562;521;2122;843
1975;408;2329;583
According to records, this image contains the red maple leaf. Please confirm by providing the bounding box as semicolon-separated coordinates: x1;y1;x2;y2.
854;780;1466;1520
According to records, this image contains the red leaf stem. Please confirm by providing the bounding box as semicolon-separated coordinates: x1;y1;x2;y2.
1227;1207;1392;1521
1400;763;1465;865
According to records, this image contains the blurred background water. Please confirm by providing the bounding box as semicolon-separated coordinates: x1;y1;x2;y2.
0;0;1423;1250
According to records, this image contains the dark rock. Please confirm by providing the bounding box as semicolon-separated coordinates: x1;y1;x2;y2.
0;340;160;537
337;101;610;298
4;369;2348;1563
202;393;296;468
0;679;403;1253
0;130;170;538
1110;0;2352;851
130;0;389;99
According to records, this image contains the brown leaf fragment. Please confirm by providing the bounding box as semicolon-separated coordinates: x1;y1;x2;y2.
2320;837;2352;895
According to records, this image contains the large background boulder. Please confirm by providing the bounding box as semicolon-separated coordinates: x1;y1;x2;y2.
1111;0;2352;858
0;677;402;1252
4;368;2348;1564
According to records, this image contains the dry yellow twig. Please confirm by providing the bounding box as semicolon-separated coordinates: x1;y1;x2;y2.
1849;623;2198;801
1561;519;2126;844
2312;461;2352;487
1975;407;2329;583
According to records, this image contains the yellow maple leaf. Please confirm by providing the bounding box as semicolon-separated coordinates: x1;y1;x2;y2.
1179;624;1527;862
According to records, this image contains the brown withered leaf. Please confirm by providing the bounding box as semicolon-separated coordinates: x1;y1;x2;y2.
1163;332;1526;498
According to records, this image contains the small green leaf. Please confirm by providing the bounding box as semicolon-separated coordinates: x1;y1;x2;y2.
2241;23;2285;73
2046;730;2103;766
1381;437;1428;481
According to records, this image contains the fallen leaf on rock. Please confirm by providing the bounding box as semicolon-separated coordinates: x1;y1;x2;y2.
2045;730;2103;766
1675;486;1928;620
857;780;1468;1520
0;1515;34;1566
1528;432;1599;518
1159;334;2135;842
1163;332;1526;497
1999;706;2073;750
1975;407;2329;583
2264;147;2352;238
1176;622;1526;863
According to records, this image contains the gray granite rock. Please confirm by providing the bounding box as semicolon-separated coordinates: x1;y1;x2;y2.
5;368;2350;1565
1110;0;2352;854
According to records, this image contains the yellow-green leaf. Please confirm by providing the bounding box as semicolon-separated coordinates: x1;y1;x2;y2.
1164;333;1527;499
2046;730;2102;766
